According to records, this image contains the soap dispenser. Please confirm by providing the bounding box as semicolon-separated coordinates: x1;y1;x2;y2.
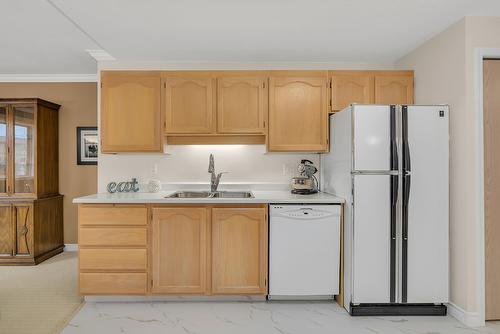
147;164;162;193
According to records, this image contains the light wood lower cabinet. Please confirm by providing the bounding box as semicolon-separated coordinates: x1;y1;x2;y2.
79;227;147;247
78;204;149;295
151;207;208;294
80;273;147;295
78;204;269;296
211;207;268;294
150;205;268;295
79;248;147;271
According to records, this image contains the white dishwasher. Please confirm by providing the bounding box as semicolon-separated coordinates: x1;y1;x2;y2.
269;204;341;300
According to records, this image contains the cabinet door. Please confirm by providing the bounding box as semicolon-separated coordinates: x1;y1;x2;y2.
331;73;374;111
0;105;7;195
101;72;162;152
11;105;35;195
268;76;328;152
152;207;208;294
0;204;12;257
212;207;267;294
217;77;267;134
13;203;33;257
164;77;214;134
374;74;414;105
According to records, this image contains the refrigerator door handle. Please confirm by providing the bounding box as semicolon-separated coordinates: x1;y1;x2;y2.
402;174;410;241
404;141;411;173
390;174;399;303
390;105;398;171
402;173;411;303
402;105;411;173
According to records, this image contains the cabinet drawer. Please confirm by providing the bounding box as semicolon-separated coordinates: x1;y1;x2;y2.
79;227;147;246
79;248;147;271
80;272;147;294
79;205;147;226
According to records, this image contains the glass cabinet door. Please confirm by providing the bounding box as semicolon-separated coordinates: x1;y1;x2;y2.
12;105;35;195
0;106;7;195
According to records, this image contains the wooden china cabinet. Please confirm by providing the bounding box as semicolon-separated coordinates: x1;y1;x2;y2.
0;98;63;265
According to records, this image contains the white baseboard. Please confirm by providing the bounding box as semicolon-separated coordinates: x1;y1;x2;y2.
447;302;484;327
64;244;78;252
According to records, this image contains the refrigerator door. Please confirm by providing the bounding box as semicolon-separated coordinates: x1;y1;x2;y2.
353;105;396;172
352;174;392;304
402;105;449;303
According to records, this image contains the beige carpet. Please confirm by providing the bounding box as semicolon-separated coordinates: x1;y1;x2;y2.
0;252;83;334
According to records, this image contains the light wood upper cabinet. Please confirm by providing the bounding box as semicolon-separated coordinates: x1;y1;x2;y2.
217;77;267;134
101;72;162;153
211;207;267;294
152;207;208;294
331;72;374;111
163;77;215;134
268;76;329;152
374;74;414;105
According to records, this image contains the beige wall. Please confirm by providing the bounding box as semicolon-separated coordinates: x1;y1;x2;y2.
397;18;471;311
397;16;500;316
0;83;97;244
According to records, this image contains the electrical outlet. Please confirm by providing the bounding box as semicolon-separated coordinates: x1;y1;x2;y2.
282;163;296;176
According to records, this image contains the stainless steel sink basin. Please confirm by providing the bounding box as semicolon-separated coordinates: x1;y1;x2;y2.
166;191;211;198
166;191;254;199
212;191;254;198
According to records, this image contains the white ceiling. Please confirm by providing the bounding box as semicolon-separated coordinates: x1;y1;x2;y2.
1;0;500;74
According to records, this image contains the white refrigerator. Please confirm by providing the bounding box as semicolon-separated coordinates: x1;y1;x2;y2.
321;104;449;316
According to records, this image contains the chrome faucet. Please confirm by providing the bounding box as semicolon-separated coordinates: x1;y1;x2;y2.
208;154;227;192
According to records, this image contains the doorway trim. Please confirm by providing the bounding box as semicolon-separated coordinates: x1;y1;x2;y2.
474;47;500;327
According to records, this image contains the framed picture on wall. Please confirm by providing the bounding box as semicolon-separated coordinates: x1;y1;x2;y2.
77;126;98;165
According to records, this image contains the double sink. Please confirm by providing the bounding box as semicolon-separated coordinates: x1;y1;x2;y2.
166;191;254;199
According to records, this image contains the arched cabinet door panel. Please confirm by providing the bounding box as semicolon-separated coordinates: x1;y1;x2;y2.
217;77;267;134
151;207;208;294
331;73;374;111
268;75;328;152
374;75;413;105
101;72;162;152
211;207;268;294
163;77;215;134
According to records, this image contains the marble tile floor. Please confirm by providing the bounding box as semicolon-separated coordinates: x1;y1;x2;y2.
62;301;500;334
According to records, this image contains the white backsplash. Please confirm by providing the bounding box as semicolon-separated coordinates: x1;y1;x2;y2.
97;145;320;193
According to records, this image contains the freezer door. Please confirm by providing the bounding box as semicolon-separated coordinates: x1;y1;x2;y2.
404;105;449;303
352;174;392;304
353;105;394;172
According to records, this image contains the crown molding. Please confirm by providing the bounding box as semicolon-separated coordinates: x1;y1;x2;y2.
98;60;396;70
86;49;115;61
0;74;97;82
